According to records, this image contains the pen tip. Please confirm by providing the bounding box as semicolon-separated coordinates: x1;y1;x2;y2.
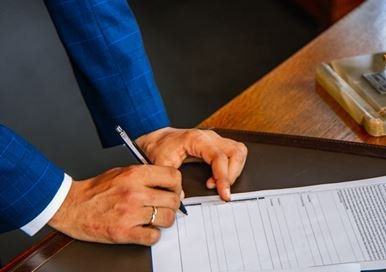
180;203;188;216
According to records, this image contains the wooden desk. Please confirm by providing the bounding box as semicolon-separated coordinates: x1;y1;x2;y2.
201;0;386;145
3;0;386;271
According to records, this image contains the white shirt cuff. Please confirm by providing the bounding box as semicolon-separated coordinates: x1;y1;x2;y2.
20;173;72;236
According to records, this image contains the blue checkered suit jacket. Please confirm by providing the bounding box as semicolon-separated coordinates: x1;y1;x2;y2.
0;0;169;233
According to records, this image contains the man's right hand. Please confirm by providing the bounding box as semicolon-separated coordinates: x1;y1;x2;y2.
48;165;182;245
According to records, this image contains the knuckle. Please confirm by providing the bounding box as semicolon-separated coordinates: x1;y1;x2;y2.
121;165;151;185
123;190;142;205
120;165;138;178
171;168;182;182
171;195;180;210
145;229;161;245
205;129;218;137
166;167;182;185
122;187;134;199
238;143;248;156
113;203;129;214
185;129;204;141
106;226;123;243
164;209;176;226
230;143;248;160
105;167;122;175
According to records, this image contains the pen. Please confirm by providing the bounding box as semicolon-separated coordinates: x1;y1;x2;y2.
115;125;188;215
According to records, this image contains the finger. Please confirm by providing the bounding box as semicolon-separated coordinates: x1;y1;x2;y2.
142;206;176;228
186;130;243;184
211;144;246;200
141;165;182;194
143;187;181;211
222;142;248;184
198;145;229;181
210;152;231;201
227;150;247;184
129;225;161;246
196;144;231;200
214;177;231;201
206;177;216;189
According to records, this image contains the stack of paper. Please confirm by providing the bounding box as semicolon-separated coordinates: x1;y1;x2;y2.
152;176;386;272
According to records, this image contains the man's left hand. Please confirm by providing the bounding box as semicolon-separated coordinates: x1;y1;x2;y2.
136;127;248;201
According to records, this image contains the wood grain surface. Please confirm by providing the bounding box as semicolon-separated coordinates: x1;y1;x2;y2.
0;233;73;272
200;0;386;145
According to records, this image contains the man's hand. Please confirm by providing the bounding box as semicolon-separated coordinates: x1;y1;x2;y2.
49;165;182;245
136;128;248;201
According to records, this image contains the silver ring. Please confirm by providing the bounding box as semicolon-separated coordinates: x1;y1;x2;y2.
149;206;158;226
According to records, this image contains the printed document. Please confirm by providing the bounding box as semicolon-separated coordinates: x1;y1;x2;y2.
151;176;386;272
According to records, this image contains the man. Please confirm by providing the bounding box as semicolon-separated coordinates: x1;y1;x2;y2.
0;0;247;245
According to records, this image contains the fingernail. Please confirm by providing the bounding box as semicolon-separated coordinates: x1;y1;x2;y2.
225;188;231;200
207;182;216;189
180;190;185;200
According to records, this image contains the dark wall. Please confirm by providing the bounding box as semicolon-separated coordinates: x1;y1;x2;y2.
131;0;317;127
0;0;316;266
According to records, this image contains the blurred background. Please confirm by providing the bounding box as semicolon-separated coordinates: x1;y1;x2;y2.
0;0;362;267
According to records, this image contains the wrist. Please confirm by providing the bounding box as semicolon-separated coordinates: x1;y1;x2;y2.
21;174;73;236
48;178;82;234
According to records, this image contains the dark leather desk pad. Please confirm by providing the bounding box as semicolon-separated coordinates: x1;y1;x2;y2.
6;129;386;272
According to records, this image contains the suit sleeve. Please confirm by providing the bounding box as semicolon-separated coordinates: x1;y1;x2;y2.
43;0;170;147
0;125;64;233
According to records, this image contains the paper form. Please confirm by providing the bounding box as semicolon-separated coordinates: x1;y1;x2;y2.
277;263;361;271
151;176;386;272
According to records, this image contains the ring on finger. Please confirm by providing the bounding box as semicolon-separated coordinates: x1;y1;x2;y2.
149;206;158;226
